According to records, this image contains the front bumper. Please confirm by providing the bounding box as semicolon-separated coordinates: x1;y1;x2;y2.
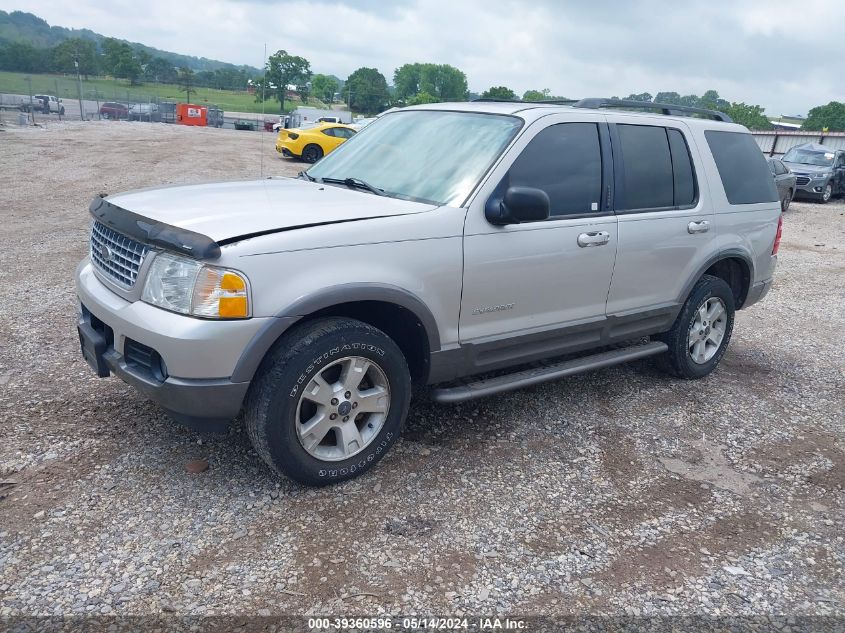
793;177;830;197
75;259;270;429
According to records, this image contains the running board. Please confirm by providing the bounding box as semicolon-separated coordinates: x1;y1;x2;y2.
430;341;668;404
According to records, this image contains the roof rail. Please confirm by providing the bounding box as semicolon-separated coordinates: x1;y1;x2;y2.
572;98;733;123
472;98;578;105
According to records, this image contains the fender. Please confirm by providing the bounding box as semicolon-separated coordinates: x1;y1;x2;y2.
230;283;441;383
678;248;755;309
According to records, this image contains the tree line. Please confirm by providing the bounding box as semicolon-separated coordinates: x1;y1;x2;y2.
210;50;845;129
0;37;253;90
2;37;844;129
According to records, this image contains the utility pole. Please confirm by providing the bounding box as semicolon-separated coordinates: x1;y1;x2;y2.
74;59;85;121
25;75;34;123
54;77;62;119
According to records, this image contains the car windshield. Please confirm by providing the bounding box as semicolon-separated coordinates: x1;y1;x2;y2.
782;148;835;167
306;110;523;205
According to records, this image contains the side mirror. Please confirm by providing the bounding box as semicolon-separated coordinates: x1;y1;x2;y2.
486;186;551;225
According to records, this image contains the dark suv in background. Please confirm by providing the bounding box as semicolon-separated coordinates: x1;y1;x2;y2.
767;157;797;212
781;143;845;203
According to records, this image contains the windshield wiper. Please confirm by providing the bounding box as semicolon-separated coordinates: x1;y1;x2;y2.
320;176;385;196
298;171;316;182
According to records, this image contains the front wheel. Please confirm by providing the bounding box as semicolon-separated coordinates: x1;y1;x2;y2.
657;275;735;379
245;318;411;486
781;189;792;213
820;183;833;203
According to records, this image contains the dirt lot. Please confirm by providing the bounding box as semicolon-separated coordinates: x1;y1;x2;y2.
0;121;844;622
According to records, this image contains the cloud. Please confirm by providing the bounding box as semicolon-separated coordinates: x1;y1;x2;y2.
2;0;842;114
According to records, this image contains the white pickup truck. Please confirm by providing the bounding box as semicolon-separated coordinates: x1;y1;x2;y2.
21;95;65;115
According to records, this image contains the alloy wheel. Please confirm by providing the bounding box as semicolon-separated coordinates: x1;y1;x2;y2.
688;297;728;364
295;356;391;461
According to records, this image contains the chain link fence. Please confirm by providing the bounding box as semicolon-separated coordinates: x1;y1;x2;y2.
0;91;225;128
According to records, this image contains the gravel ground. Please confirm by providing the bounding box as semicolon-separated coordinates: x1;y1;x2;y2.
0;120;844;624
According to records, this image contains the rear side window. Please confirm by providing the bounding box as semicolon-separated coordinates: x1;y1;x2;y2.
503;122;602;217
618;125;674;210
705;131;778;204
618;124;697;210
667;129;696;206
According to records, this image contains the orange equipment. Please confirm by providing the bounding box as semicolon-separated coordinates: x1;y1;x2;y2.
176;103;208;126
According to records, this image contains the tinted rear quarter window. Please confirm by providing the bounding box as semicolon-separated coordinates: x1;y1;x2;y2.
705;131;778;204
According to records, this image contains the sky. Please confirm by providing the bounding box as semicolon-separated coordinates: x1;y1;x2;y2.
7;0;845;116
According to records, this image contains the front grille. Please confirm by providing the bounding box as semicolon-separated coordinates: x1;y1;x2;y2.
796;176;810;186
90;221;150;288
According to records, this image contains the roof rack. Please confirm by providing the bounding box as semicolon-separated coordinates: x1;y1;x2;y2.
472;98;578;105
572;98;733;123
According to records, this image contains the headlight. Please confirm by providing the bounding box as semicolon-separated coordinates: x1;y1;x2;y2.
814;172;832;179
141;253;250;319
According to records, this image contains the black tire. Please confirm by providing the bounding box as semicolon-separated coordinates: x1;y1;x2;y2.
59;106;65;116
781;189;792;213
656;274;735;379
244;317;411;486
302;144;323;163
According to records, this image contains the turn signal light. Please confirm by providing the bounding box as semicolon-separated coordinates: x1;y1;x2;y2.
192;269;250;318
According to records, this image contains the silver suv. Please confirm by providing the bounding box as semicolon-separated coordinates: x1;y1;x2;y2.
76;98;782;485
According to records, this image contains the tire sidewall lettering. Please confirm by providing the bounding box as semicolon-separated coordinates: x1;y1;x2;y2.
317;433;395;478
288;342;386;400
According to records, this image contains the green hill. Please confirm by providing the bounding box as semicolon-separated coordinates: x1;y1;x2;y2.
0;10;260;74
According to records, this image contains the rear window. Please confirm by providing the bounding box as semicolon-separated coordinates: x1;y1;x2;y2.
705;131;778;205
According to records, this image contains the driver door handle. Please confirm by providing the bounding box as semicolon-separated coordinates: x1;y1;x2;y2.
577;231;610;247
688;220;711;234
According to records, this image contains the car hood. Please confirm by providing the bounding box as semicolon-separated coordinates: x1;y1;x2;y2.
104;177;437;244
782;161;832;174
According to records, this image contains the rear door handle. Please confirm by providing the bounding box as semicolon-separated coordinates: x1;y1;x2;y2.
688;220;711;234
577;231;610;247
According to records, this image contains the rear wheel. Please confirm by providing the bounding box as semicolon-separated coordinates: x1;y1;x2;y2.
245;318;411;486
781;189;792;212
657;275;735;379
302;144;324;163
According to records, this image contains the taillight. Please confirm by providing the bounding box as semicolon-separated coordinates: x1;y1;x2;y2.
772;214;783;255
288;132;299;140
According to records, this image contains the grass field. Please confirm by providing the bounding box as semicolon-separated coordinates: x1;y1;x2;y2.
0;71;330;114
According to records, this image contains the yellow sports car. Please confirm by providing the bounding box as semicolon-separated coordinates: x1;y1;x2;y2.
275;122;357;163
